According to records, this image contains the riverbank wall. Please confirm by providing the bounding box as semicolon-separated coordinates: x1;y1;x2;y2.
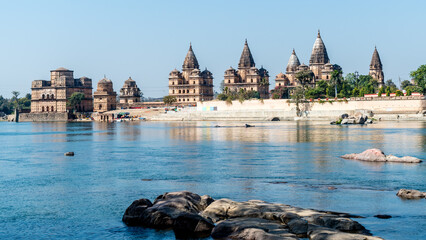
17;112;69;122
151;97;426;121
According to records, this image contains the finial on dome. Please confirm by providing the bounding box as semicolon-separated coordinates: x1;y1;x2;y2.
292;48;295;54
318;29;321;37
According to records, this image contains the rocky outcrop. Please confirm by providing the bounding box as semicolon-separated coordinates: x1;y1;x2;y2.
331;113;372;125
341;148;422;163
123;191;384;239
396;189;426;199
122;191;215;238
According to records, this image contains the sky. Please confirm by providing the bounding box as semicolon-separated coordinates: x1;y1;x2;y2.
0;0;425;98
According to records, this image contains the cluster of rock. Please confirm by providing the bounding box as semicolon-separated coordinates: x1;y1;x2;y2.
122;191;383;239
331;113;373;125
341;148;422;163
397;189;426;199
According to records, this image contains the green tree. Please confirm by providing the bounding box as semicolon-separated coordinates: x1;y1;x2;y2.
330;69;343;97
163;95;177;105
400;80;413;90
385;79;398;92
410;65;426;94
295;70;314;88
291;86;305;117
395;90;403;96
67;92;85;112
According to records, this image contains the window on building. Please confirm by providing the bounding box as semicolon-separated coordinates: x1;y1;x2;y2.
51;106;54;112
326;75;329;80
193;81;195;84
172;90;175;94
99;104;102;109
179;90;181;93
187;99;189;102
251;79;253;83
51;94;54;99
41;106;44;112
46;107;49;112
228;80;230;83
42;94;45;100
193;89;195;93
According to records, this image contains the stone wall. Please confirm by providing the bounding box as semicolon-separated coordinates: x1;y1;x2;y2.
151;97;426;121
18;112;69;122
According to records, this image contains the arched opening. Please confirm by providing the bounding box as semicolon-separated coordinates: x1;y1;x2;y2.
51;94;54;99
51;106;54;112
99;104;102;110
46;106;49;112
41;106;44;112
42;94;45;100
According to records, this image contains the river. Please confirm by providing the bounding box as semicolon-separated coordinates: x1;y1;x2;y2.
0;121;425;239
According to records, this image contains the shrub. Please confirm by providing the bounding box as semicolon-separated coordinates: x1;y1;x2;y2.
395;90;403;96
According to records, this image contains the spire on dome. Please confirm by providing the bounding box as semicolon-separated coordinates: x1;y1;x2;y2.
182;43;199;70
309;30;329;65
238;39;255;69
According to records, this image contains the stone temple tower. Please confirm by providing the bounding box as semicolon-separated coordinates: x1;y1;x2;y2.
309;30;329;80
369;47;384;87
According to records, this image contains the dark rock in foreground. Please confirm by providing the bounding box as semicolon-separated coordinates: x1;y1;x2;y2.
64;152;74;156
396;189;426;199
341;148;422;163
123;191;383;239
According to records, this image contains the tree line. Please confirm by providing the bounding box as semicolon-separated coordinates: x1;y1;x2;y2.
0;92;31;115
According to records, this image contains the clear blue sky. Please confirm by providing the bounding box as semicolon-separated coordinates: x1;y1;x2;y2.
0;0;425;98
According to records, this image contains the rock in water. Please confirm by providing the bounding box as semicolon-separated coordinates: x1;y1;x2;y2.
374;214;392;219
122;191;214;238
123;191;384;239
396;189;426;199
64;152;74;156
341;149;422;163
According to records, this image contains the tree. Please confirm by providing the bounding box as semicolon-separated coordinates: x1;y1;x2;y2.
295;70;314;88
163;95;177;105
291;87;305;117
67;92;85;112
410;65;426;94
400;80;413;90
330;69;343;97
385;79;398;92
395;90;403;96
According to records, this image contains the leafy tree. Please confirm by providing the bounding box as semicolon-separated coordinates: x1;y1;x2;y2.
163;95;177;105
271;86;289;99
295;70;314;88
405;85;423;94
410;65;426;94
400;80;413;90
67;92;85;112
330;69;343;97
291;86;305;117
395;90;403;96
385;79;398;92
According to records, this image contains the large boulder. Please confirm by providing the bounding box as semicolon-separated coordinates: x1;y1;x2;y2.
396;189;426;199
122;191;215;238
341;148;387;162
341;149;422;163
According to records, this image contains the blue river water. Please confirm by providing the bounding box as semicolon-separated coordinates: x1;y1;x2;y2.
0;121;425;240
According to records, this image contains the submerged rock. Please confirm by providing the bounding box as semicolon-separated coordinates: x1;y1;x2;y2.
374;214;392;219
341;148;422;163
64;152;74;156
396;189;426;199
123;191;383;239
